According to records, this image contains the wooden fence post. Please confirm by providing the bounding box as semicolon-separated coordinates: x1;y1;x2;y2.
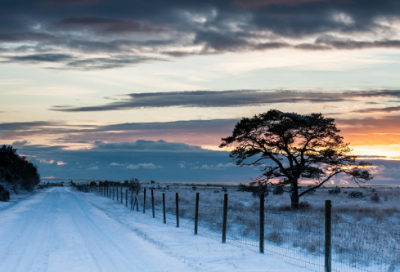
120;185;123;204
163;193;166;224
136;190;139;211
126;189;128;207
113;183;115;200
176;192;179;228
194;192;199;235
151;189;155;218
131;190;133;209
325;200;332;272
117;185;119;201
143;188;146;213
259;192;265;253
107;183;109;198
222;193;228;243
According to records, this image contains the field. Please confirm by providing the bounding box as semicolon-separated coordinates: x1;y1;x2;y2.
72;180;400;272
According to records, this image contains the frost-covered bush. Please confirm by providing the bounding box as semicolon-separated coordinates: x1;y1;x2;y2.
298;201;311;210
0;184;10;202
328;187;341;194
371;193;381;203
349;191;365;198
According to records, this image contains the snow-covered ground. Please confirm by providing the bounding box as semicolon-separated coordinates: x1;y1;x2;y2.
0;187;309;272
0;189;37;212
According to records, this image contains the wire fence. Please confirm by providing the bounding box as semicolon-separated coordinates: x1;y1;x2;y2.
76;184;400;272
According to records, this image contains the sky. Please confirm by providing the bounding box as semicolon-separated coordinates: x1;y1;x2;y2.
0;0;400;183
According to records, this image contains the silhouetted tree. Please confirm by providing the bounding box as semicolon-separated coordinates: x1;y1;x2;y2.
0;145;40;191
220;110;373;209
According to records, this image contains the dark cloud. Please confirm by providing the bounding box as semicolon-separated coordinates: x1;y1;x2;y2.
8;139;400;184
0;32;57;42
13;140;256;182
52;17;164;35
1;0;400;69
234;0;328;8
0;121;67;131
65;56;163;70
43;0;100;7
0;119;238;147
1;54;164;70
51;89;400;112
5;53;73;63
315;35;400;50
91;140;203;152
351;106;400;114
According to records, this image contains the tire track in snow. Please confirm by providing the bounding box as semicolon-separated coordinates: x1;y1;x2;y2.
0;187;197;272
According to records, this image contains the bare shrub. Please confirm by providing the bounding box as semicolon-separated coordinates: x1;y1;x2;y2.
298;201;311;210
266;231;283;245
371;193;380;203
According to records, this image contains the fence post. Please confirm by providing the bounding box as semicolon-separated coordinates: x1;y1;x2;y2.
131;190;133;209
176;192;179;228
120;185;123;204
143;188;146;213
117;185;119;201
259;192;265;253
126;189;128;207
107;183;109;198
163;193;166;224
194;192;199;235
136;190;139;211
222;193;228;243
325;200;332;272
113;183;115;200
151;189;155;218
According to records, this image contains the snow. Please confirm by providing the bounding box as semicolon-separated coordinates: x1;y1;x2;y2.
0;187;309;272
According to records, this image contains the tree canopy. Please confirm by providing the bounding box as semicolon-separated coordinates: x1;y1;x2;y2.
220;110;373;209
0;145;40;191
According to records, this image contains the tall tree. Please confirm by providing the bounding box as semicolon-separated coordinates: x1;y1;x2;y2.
220;110;373;209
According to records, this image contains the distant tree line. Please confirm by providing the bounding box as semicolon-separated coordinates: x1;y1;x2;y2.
0;145;40;196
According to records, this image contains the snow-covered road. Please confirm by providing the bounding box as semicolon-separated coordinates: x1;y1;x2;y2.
0;187;308;272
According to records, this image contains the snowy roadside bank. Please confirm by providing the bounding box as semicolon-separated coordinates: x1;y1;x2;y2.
0;187;43;212
81;188;310;272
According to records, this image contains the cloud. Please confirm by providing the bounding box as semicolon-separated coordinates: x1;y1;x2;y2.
92;140;204;152
2;0;400;69
11;140;29;149
3;111;400;149
39;159;55;164
52;17;164;35
63;56;163;70
43;0;99;7
198;162;237;170
5;54;74;63
0;119;238;147
5;139;400;184
0;32;57;42
57;161;67;165
351;106;400;114
126;163;160;169
234;0;327;8
51;89;400;112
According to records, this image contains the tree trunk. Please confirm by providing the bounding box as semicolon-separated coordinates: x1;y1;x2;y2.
290;180;300;209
